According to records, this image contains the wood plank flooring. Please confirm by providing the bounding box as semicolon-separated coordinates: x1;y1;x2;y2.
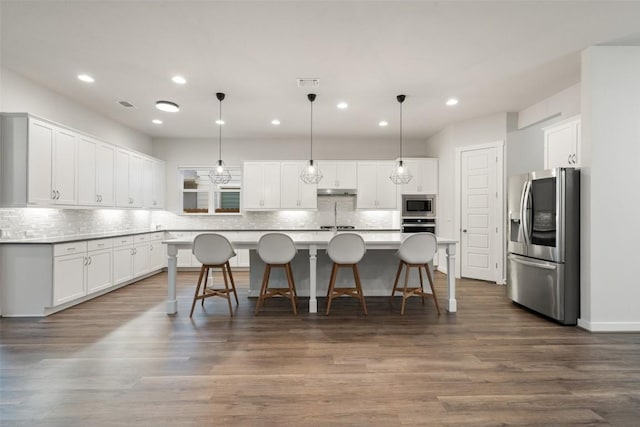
1;271;640;426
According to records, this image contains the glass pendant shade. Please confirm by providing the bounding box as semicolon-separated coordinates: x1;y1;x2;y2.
209;159;232;184
300;159;323;184
390;160;413;184
209;92;231;184
390;94;413;185
301;93;323;184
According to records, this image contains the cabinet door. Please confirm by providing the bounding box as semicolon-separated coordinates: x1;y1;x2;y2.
376;162;397;209
113;245;133;284
261;162;281;209
299;175;317;209
86;249;112;294
53;253;86;305
96;143;115;206
243;162;264;209
129;154;143;208
142;158;154;208
280;162;300;208
53;128;78;205
336;162;357;189
236;249;250;267
77;136;98;205
153;161;165;208
115;150;130;207
317;162;337;190
545;121;576;169
356;162;378;208
399;159;420;194
27;119;54;205
133;243;150;277
149;240;165;271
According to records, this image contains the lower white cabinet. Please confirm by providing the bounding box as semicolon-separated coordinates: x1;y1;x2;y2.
53;244;88;306
113;236;135;285
149;238;165;271
86;248;113;294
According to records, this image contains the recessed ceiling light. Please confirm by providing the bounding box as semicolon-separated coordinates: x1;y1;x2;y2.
271;119;281;125
77;74;95;83
172;75;187;85
215;120;225;125
155;100;180;112
337;102;348;109
446;98;459;106
152;119;163;125
378;120;388;127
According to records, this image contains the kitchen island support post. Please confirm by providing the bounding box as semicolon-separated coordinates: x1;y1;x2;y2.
446;243;457;312
309;245;318;313
167;245;178;314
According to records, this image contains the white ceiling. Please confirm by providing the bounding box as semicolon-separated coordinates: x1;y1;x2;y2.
2;1;640;141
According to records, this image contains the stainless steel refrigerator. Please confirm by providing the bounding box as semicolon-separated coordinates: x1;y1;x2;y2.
507;168;580;325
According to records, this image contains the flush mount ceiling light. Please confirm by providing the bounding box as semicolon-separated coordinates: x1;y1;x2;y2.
446;98;459;106
378;120;388;127
390;94;413;185
215;119;225;125
155;100;180;112
209;92;231;184
337;102;348;109
300;93;323;184
271;119;281;125
172;75;187;85
77;74;95;83
152;119;163;125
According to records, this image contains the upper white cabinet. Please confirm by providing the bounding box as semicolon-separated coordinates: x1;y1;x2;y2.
243;162;281;210
400;158;438;194
543;116;581;169
317;161;357;190
0;113;164;209
356;161;397;209
280;162;317;209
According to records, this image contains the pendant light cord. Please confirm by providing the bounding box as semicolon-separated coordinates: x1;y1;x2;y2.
310;99;313;160
399;100;403;160
219;98;223;161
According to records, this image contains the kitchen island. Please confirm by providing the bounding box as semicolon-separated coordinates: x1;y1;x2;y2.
163;232;458;314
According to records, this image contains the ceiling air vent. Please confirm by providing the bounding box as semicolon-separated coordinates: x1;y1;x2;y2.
297;78;319;88
118;100;136;108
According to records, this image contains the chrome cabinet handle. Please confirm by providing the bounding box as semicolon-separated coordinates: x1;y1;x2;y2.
88;256;92;265
568;154;571;164
462;229;467;233
52;190;56;200
83;256;88;266
57;190;60;199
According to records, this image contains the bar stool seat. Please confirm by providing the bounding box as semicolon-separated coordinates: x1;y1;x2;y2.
325;233;368;315
255;233;298;315
190;233;238;317
391;232;441;315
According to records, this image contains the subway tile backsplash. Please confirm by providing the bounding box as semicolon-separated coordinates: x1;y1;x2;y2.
0;196;400;240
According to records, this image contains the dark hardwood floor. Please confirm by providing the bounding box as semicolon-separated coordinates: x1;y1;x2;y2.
1;271;639;426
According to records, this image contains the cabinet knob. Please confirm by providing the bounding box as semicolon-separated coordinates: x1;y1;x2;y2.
462;229;468;233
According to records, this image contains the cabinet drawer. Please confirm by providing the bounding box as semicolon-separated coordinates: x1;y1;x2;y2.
54;241;88;257
88;238;113;252
133;234;149;243
113;235;134;247
148;232;165;241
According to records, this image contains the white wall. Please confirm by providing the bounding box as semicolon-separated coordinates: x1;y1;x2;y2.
153;136;427;214
579;46;640;331
0;67;152;154
518;83;581;129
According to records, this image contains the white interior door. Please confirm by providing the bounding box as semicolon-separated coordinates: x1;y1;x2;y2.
461;147;497;282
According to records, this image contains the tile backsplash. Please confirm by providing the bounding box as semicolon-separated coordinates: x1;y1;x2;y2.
0;196;400;240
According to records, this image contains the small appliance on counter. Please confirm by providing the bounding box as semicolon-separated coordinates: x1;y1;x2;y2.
507;167;580;325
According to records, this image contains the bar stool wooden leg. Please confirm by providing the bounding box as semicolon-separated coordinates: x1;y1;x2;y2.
353;264;367;316
255;265;270;314
226;262;239;304
221;264;233;316
390;261;403;300
201;266;209;307
325;263;338;315
418;266;425;305
190;265;207;318
284;262;298;315
424;265;441;315
286;263;298;298
401;264;411;315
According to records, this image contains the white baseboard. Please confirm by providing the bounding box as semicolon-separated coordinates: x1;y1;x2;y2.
578;318;640;332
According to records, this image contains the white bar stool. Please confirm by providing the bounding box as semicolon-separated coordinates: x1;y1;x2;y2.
255;233;298;315
190;233;238;317
325;233;368;315
391;232;441;315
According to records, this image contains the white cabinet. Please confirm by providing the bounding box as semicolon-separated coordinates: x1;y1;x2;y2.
544;116;581;169
149;234;166;271
86;240;113;294
153;160;165;209
53;242;88;306
96;143;116;206
243;162;281;210
133;234;150;277
113;236;134;285
400;158;438;194
116;149;143;208
357;161;397;209
28;119;78;206
78;136;115;206
280;162;317;209
317;161;357;190
142;159;165;209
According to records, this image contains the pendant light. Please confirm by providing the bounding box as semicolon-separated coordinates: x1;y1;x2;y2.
300;93;323;184
390;94;413;185
209;92;232;184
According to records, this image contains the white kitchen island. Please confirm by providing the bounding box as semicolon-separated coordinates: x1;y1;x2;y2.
163;232;458;314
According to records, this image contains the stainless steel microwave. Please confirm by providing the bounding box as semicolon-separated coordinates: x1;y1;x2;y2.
402;194;436;217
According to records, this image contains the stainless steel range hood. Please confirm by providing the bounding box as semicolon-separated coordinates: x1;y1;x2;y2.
317;188;357;196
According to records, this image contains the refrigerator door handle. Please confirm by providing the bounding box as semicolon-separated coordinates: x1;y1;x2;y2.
508;254;557;270
520;181;531;245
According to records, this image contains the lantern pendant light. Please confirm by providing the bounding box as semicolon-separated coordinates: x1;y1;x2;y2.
300;93;323;184
390;94;413;185
209;92;232;184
